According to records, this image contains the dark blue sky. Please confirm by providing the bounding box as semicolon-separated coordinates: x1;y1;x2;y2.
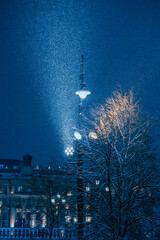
0;0;160;165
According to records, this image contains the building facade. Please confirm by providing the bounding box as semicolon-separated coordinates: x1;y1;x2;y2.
0;155;93;230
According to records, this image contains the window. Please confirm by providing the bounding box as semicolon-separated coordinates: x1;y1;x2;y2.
105;187;109;192
86;186;90;192
86;216;92;222
95;180;100;185
65;216;71;223
62;199;66;204
67;191;72;196
73;217;77;223
65;204;70;210
17;186;22;192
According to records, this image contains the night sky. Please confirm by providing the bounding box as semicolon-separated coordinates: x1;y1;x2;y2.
0;0;160;166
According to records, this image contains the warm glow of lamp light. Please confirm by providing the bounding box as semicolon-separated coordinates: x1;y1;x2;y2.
74;131;82;140
75;90;91;100
89;132;98;140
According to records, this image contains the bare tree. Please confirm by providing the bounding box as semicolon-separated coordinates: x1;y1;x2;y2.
31;167;78;240
69;89;160;240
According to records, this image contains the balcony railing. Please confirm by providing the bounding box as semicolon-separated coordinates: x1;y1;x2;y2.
0;228;77;239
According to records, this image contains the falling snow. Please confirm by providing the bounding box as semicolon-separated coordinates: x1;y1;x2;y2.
0;0;160;164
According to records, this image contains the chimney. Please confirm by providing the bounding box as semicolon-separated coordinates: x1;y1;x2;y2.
23;155;32;175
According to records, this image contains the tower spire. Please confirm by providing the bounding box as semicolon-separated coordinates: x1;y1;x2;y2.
80;55;86;90
75;55;91;100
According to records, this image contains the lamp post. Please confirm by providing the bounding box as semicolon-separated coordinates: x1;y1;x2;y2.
75;55;91;239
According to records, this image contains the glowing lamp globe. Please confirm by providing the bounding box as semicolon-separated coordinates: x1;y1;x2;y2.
65;147;74;156
75;90;91;100
74;131;82;140
89;132;98;140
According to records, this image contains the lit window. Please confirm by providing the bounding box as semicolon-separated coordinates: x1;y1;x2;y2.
65;204;70;210
62;199;66;204
105;187;109;192
65;216;71;223
17;186;22;192
86;216;92;222
95;180;100;185
57;194;61;199
51;198;55;204
86;186;90;192
73;217;77;223
67;192;72;196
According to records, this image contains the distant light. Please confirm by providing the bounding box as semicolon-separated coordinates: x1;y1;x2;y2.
73;217;78;223
62;199;66;204
67;191;72;196
65;216;71;223
105;187;109;192
95;180;100;185
89;132;98;140
74;131;82;140
75;90;91;100
86;216;92;222
51;198;55;204
65;147;74;156
35;165;39;170
86;186;90;192
57;194;61;199
65;204;69;209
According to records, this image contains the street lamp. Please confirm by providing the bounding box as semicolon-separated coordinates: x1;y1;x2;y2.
74;131;82;140
75;55;91;239
89;131;98;140
65;147;74;156
75;90;91;100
